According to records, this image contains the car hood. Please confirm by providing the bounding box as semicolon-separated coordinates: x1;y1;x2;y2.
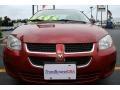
12;23;108;43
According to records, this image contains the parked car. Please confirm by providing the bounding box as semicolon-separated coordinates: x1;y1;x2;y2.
105;20;115;29
3;9;116;84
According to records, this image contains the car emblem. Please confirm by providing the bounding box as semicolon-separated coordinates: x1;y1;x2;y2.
57;53;64;61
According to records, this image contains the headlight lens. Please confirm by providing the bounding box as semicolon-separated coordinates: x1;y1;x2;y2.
6;35;21;51
99;35;113;50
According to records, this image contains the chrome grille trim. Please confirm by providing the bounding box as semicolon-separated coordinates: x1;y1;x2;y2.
25;44;56;54
64;44;95;54
25;43;95;54
28;57;43;68
77;58;92;68
28;57;92;69
26;43;56;52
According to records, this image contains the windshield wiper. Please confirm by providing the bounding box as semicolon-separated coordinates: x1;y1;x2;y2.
29;19;45;22
54;19;87;23
29;19;87;24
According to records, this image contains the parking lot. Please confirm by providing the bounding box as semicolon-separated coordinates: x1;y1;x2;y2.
0;29;120;85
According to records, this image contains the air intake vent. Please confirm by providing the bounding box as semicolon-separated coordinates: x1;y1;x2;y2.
29;57;55;66
65;56;91;66
65;43;93;52
27;43;56;52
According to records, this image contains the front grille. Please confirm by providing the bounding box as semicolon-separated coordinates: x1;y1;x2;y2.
29;57;55;66
65;56;91;66
27;43;56;52
65;43;93;52
26;43;93;53
29;56;91;66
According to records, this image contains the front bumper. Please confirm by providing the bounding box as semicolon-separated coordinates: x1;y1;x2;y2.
3;43;116;84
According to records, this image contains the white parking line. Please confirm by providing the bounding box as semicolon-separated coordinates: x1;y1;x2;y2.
115;66;120;70
0;68;6;72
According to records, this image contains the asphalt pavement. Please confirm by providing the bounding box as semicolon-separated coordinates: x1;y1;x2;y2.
0;29;120;85
107;29;120;66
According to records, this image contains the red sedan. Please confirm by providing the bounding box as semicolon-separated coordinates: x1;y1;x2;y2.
3;9;116;84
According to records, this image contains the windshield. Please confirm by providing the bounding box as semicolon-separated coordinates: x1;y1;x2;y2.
30;9;90;23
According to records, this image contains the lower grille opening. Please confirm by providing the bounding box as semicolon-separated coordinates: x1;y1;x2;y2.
65;56;91;66
29;56;91;67
29;57;55;66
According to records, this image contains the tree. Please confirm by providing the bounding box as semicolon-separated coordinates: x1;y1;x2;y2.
0;17;2;26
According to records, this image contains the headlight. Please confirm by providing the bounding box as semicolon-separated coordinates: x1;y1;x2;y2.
6;35;21;51
98;35;113;50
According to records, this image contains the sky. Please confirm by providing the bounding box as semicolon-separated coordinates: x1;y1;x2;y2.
0;5;120;20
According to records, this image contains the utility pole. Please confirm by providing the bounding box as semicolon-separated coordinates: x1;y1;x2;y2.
32;5;34;16
107;5;108;21
53;5;55;10
101;10;103;26
96;5;98;21
90;6;93;18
